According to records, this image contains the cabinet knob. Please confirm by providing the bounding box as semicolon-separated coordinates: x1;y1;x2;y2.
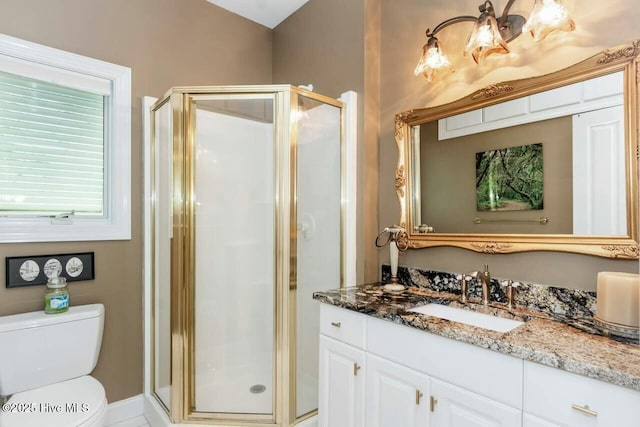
353;363;361;376
331;322;341;328
571;403;598;417
415;390;424;405
430;396;438;412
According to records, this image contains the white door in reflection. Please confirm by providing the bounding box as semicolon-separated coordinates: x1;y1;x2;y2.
572;105;625;235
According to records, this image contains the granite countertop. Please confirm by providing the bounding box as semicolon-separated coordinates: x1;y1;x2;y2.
313;283;640;392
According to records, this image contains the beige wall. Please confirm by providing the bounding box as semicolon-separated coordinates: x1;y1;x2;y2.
0;0;272;402
380;0;640;290
273;0;381;283
421;117;573;234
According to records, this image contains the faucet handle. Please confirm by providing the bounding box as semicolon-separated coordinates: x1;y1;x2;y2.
501;279;518;310
458;275;469;303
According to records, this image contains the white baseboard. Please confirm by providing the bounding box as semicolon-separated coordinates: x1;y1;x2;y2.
143;394;172;427
106;394;144;426
296;415;318;427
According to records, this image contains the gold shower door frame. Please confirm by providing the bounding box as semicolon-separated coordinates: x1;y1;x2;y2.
150;85;347;426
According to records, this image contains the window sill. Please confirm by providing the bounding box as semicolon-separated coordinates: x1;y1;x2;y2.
0;219;131;243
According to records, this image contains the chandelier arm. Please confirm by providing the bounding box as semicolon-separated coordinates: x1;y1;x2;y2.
430;16;479;37
498;0;519;27
479;0;494;13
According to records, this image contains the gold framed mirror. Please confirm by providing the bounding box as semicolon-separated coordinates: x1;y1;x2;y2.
394;40;640;259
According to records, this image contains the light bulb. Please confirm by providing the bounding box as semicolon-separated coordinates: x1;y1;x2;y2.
464;12;510;64
523;0;575;42
475;25;496;46
414;36;454;82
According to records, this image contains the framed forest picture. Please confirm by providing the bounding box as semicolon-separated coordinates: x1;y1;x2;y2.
476;143;544;211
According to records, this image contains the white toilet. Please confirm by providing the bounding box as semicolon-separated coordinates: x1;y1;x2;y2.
0;304;107;427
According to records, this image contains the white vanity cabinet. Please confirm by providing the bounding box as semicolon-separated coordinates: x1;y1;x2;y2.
523;361;640;427
318;335;365;427
318;305;367;427
318;302;640;427
318;304;523;427
365;353;430;427
430;378;522;427
365;314;522;427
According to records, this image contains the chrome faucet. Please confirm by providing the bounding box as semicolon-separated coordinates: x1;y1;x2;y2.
469;265;491;305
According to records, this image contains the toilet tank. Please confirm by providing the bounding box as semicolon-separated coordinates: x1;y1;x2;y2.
0;303;104;396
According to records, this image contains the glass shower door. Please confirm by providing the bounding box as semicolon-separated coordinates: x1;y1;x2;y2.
190;95;276;421
294;95;343;419
152;99;173;411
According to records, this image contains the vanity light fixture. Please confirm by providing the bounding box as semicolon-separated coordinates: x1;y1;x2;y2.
414;0;575;81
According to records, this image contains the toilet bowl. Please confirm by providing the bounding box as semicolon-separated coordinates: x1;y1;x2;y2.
1;376;107;427
0;304;107;427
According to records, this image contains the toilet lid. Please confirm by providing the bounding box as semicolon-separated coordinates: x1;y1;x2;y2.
0;376;106;427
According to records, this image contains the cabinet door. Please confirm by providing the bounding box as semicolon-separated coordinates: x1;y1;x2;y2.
523;413;561;427
430;378;522;427
365;354;430;427
524;361;640;427
318;335;365;427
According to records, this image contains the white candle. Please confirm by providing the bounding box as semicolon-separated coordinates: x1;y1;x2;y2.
596;272;640;328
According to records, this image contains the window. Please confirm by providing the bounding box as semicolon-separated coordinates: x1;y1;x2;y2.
0;34;131;242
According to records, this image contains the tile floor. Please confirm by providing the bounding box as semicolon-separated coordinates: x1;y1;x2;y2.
109;415;150;427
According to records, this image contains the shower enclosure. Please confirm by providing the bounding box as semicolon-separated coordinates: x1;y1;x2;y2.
149;86;347;426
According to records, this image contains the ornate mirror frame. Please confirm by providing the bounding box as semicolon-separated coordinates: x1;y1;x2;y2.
395;41;640;259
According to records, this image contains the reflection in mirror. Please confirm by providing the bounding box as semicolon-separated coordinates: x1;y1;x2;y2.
395;41;640;258
414;71;625;235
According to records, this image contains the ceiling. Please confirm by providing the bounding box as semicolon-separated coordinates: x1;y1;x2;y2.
206;0;310;29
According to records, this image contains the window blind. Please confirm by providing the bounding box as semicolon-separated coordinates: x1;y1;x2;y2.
0;70;105;216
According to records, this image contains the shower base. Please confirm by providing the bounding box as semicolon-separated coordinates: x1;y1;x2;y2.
195;362;273;414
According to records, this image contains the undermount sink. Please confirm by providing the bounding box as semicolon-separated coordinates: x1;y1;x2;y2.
408;303;524;333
